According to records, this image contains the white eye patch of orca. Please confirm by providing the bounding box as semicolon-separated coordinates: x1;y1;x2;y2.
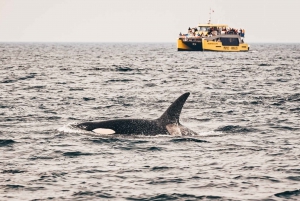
92;128;115;135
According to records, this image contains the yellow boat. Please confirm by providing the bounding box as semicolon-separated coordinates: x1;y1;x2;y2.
177;23;249;52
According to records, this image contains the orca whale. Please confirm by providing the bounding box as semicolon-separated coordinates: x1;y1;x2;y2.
76;92;197;136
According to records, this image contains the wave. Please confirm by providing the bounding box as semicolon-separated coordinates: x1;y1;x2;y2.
169;138;209;143
0;139;15;147
73;191;115;199
215;125;256;133
275;189;300;198
126;193;222;200
63;151;93;157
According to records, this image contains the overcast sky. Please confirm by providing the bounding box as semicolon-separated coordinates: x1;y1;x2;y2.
0;0;299;43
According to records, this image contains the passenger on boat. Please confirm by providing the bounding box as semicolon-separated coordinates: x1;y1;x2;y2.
226;28;237;35
218;27;222;35
208;27;212;35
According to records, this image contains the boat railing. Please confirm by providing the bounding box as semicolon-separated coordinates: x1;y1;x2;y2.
179;36;202;42
179;31;244;42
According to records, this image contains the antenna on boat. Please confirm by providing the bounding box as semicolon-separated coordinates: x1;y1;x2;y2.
208;8;214;24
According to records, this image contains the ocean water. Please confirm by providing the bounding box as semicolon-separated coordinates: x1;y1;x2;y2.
0;43;300;200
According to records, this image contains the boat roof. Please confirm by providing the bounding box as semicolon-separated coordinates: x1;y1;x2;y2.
198;23;228;27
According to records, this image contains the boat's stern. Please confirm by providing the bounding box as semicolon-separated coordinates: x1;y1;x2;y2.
177;38;203;51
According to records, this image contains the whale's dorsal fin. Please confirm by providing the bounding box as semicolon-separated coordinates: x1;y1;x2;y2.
158;92;190;124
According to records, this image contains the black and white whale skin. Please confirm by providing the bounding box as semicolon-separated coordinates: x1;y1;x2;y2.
76;92;197;136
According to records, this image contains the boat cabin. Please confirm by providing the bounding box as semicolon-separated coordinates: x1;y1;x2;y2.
197;23;228;36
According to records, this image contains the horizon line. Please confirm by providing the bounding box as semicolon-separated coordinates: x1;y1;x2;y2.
0;41;299;44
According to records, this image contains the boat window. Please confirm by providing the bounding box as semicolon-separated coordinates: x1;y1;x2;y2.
199;26;207;31
220;38;239;46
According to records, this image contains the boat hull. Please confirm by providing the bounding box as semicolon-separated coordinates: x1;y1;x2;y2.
202;39;249;52
177;38;249;52
177;39;203;51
